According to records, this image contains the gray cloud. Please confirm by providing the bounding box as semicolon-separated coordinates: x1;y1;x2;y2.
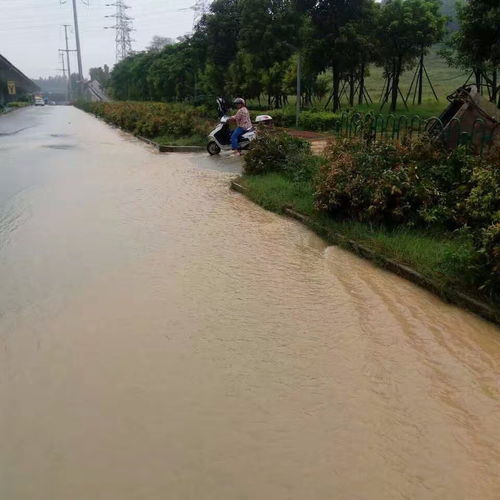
0;0;195;78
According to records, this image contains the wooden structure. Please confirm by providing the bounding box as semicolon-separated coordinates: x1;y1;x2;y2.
0;53;39;106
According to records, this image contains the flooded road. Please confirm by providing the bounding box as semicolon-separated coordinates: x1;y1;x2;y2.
1;106;499;500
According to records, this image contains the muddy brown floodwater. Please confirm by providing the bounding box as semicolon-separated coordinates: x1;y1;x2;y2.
1;107;499;500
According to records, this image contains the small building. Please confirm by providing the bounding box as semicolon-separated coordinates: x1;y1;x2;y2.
86;80;110;102
0;53;40;106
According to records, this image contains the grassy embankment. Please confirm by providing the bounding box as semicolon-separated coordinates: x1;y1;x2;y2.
363;50;468;105
239;173;473;285
237;132;499;318
248;50;468;129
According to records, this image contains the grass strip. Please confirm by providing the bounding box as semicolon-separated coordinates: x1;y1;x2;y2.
238;172;499;321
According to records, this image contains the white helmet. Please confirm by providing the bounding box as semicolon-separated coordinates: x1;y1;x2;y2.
233;97;246;106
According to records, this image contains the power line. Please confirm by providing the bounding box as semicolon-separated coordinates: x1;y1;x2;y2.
192;0;210;28
105;1;134;63
178;1;210;29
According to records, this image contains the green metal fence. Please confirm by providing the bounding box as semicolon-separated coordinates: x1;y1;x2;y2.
332;112;495;154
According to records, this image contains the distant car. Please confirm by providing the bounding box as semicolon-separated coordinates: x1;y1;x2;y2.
34;97;45;106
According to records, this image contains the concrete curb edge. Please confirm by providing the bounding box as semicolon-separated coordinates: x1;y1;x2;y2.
136;136;203;153
230;180;500;326
73;110;203;154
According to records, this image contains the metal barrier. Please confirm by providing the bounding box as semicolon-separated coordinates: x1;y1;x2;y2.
330;111;492;153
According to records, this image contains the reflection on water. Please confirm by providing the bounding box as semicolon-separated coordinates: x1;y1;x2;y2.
1;107;499;500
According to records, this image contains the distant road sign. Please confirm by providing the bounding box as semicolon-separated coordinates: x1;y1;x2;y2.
7;81;16;95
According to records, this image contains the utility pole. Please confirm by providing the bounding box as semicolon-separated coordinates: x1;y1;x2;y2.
71;0;84;94
59;51;67;80
58;51;69;101
61;24;74;101
105;1;134;63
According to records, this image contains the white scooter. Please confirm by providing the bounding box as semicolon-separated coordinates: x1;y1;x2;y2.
207;98;272;155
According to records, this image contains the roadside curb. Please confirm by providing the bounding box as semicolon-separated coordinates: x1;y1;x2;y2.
136;136;203;153
159;145;203;153
0;106;29;117
230;180;500;326
75;106;207;154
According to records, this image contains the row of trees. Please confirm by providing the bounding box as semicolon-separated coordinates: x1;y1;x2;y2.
103;0;499;111
445;0;500;104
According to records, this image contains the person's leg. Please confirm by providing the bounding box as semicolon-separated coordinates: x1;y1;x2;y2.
231;127;245;150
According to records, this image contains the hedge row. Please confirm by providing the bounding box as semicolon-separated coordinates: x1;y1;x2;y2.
7;101;31;109
251;108;341;131
75;101;214;140
316;138;499;297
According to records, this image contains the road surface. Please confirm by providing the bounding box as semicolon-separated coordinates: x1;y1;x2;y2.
1;106;499;500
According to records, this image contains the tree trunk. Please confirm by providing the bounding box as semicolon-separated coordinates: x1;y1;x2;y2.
417;46;424;105
382;73;391;106
390;56;401;112
349;71;355;107
332;64;341;112
491;69;497;104
358;62;365;105
475;69;481;94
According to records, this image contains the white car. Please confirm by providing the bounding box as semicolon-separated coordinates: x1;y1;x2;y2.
34;97;45;106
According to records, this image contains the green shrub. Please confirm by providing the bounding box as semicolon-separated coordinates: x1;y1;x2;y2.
316;138;434;225
437;233;482;287
254;109;296;128
247;104;272;112
315;138;500;297
316;139;495;228
251;109;341;131
298;111;340;131
7;101;30;109
479;222;500;297
465;164;500;227
75;101;213;140
243;129;317;181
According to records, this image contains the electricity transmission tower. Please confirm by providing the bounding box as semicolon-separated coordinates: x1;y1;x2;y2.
192;0;210;28
177;1;210;30
105;1;134;62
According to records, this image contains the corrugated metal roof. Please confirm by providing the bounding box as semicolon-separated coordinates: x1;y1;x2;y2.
0;53;40;93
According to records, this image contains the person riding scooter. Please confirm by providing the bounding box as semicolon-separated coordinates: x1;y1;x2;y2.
206;98;272;155
228;97;252;155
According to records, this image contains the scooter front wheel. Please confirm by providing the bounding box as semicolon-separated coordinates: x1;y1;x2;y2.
207;141;221;155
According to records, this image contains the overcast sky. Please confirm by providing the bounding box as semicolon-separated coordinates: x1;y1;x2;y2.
0;0;196;79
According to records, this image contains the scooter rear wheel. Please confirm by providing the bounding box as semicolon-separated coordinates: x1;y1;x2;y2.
207;141;221;155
